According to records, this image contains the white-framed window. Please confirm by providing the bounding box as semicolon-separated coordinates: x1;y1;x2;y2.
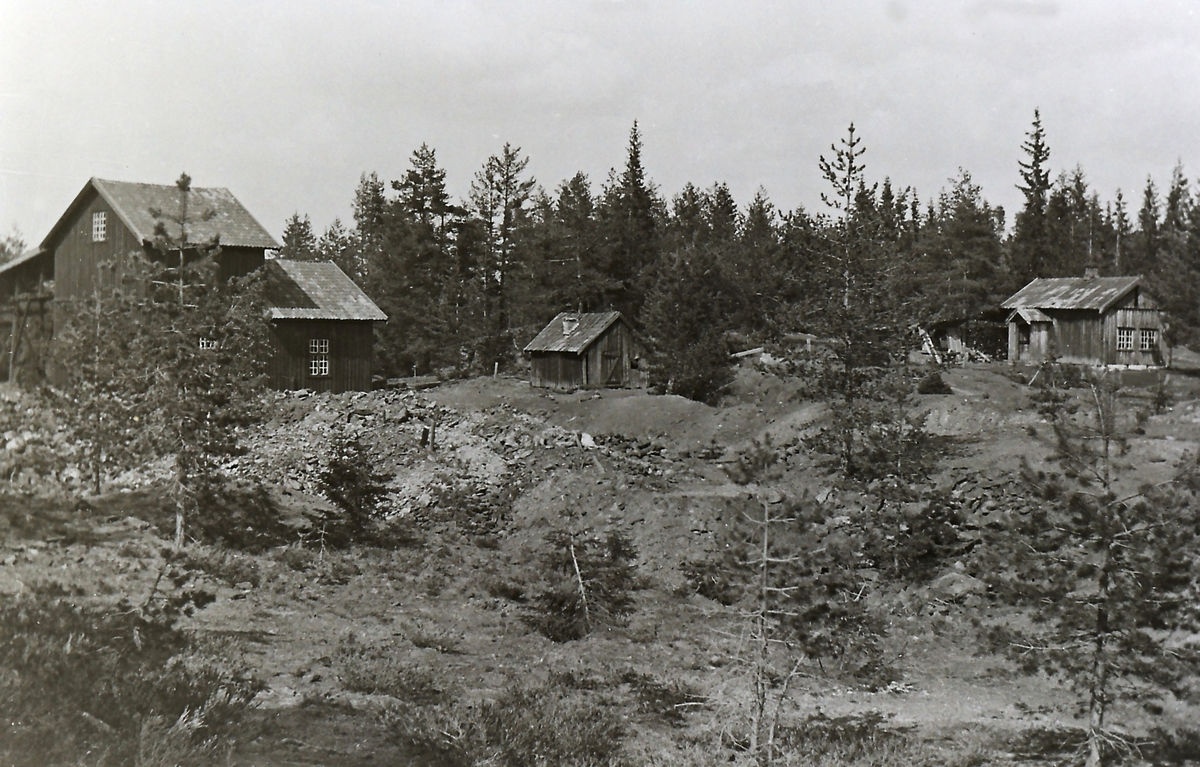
309;338;330;377
92;212;106;242
198;337;218;351
1140;328;1157;351
1117;327;1135;351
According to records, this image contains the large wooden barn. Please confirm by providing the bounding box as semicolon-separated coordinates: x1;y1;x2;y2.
1001;273;1164;366
524;311;641;390
0;177;386;390
263;259;387;392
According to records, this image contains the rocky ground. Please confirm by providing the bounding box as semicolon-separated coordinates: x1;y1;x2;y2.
3;361;1200;765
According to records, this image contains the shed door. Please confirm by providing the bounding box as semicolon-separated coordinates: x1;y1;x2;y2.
600;330;624;387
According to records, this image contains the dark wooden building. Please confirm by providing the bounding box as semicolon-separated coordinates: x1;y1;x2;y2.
1001;274;1163;366
263;259;387;392
524;311;641;390
0;177;386;391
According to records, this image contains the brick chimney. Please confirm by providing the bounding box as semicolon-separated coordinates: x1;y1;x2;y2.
1084;267;1099;279
562;315;579;335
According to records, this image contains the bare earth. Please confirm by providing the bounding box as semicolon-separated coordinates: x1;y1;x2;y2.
3;362;1200;765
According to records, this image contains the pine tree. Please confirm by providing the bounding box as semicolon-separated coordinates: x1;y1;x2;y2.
989;371;1200;766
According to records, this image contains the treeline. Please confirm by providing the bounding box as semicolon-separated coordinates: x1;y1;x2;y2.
279;113;1200;395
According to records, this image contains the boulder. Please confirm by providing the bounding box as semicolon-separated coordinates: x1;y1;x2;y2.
930;570;987;601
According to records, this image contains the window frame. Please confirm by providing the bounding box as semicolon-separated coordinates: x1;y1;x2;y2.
1140;328;1157;352
309;338;330;378
1116;327;1135;351
92;211;107;242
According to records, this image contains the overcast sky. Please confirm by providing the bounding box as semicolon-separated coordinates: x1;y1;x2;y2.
3;1;1199;246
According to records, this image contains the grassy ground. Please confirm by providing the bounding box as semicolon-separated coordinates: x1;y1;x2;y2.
3;362;1200;765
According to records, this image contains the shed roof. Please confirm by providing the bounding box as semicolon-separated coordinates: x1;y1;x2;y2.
1001;276;1142;314
42;178;280;251
0;247;50;279
524;311;624;354
264;259;387;322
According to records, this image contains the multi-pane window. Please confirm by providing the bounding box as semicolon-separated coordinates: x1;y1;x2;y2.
1116;327;1135;351
198;338;218;351
92;212;106;242
1140;328;1157;351
309;338;330;377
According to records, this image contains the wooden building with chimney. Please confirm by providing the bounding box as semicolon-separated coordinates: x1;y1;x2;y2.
1001;273;1164;366
524;311;641;390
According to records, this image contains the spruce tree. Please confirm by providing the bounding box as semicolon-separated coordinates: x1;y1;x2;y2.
1012;109;1053;283
280;212;318;260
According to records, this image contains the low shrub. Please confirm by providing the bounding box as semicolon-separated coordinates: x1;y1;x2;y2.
916;371;953;395
335;634;448;703
0;592;260;767
187;480;292;553
620;670;706;726
485;576;527;602
769;712;936;767
678;558;741;605
182;547;261;587
385;679;628;767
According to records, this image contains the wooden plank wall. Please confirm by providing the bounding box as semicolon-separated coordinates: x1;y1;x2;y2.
1050;309;1102;364
530;352;583;390
1104;308;1163;366
269;319;375;392
53;190;143;301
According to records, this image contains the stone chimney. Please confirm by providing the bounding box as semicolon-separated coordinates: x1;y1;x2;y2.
562;315;579;335
1084;267;1099;279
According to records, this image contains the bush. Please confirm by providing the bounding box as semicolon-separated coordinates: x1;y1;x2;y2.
649;329;736;405
335;633;448;703
385;679;628;767
526;529;640;642
916;371;953;395
185;480;292;553
0;593;260;766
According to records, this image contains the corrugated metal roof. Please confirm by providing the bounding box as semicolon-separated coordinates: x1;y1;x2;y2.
88;178;280;249
524;311;623;354
1001;276;1141;313
264;259;387;322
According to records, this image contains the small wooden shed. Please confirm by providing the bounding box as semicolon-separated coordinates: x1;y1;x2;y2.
1001;274;1164;366
524;311;641;390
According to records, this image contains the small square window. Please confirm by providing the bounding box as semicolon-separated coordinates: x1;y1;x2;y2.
1117;327;1135;351
92;212;106;242
309;338;329;377
1140;328;1157;351
198;338;218;351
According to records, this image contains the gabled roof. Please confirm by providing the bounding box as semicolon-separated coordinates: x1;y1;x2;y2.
42;177;280;251
1006;306;1052;324
264;259;387;322
524;311;624;354
1001;276;1142;314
